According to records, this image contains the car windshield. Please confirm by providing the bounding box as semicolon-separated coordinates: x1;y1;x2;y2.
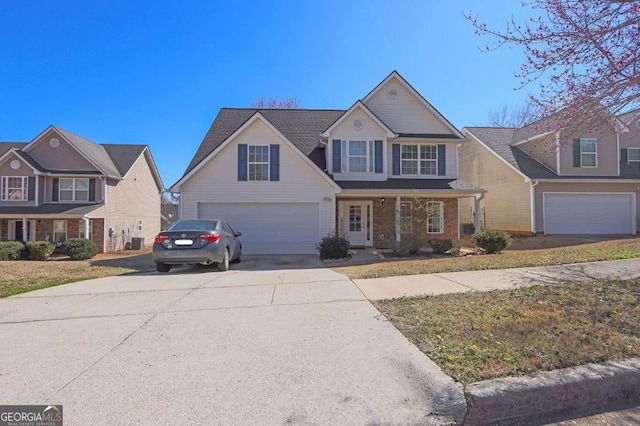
167;220;218;231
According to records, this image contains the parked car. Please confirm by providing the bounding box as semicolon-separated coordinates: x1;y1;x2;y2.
152;219;242;273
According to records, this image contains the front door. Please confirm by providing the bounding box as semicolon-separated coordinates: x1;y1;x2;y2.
9;220;36;241
341;201;372;247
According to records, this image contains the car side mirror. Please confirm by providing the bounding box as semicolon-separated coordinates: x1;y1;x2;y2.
234;231;242;237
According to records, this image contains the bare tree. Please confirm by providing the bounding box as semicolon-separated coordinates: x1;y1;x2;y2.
486;101;540;127
466;0;640;128
250;97;301;109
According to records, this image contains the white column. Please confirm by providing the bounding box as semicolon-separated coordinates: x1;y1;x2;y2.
474;195;483;232
22;218;28;241
395;197;401;243
83;216;90;240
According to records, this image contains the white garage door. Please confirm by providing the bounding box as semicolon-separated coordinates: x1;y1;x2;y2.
544;193;634;234
197;202;320;254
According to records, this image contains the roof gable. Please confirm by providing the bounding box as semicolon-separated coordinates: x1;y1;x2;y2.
362;71;463;138
321;101;395;138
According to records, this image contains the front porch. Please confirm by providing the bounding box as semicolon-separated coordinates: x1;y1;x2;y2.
337;196;463;248
0;217;105;253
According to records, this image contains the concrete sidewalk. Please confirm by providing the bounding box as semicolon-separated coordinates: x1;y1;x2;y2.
353;258;640;300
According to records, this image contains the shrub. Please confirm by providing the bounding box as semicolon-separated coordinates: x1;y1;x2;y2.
429;238;453;254
317;233;350;260
403;234;424;255
391;243;408;257
449;239;462;256
25;241;55;260
0;241;25;260
472;229;511;254
62;238;98;260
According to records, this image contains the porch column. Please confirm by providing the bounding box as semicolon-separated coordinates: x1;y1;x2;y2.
83;216;90;240
474;195;483;232
22;218;28;242
395;197;401;243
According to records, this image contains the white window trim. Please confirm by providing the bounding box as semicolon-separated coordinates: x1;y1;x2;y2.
627;148;640;163
580;138;597;168
427;201;444;234
248;145;270;181
53;220;67;243
79;219;94;240
400;201;412;234
59;178;90;202
400;144;438;176
1;176;28;201
340;140;376;173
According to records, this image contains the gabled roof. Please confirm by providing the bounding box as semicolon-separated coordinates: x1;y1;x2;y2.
465;127;640;180
362;70;464;139
321;101;395;138
52;127;121;177
0;142;26;157
183;108;345;177
618;109;640;126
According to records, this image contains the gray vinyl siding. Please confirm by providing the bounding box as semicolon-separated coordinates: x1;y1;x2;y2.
28;130;100;172
534;182;640;232
558;128;618;175
459;134;532;232
519;134;558;172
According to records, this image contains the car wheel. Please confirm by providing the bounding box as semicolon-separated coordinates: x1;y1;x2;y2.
232;246;242;264
217;248;230;271
156;262;171;273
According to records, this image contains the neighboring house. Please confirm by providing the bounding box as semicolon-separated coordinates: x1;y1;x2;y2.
161;202;178;229
171;71;485;254
459;109;640;235
0;125;164;252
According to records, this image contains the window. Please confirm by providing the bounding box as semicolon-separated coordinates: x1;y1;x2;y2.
580;139;597;167
401;145;438;175
54;220;67;243
248;145;269;181
79;220;94;240
1;176;28;201
427;201;444;234
59;178;89;201
399;202;412;233
628;148;640;162
341;140;376;173
349;205;362;232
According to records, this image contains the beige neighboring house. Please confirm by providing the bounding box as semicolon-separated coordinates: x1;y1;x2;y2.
0;125;164;252
171;71;485;254
459;109;640;235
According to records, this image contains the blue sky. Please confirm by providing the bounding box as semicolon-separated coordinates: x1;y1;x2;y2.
1;1;534;188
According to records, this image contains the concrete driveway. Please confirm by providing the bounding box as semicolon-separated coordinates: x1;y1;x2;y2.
0;256;464;425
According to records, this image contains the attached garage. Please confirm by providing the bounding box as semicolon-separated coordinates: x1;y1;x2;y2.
197;202;320;254
543;193;636;234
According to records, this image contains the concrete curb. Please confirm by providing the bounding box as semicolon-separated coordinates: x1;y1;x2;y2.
463;357;640;425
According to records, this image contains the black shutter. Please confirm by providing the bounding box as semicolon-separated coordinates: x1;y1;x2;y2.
269;145;279;181
332;140;341;173
621;148;628;164
572;139;581;167
52;178;59;201
89;178;96;202
28;177;35;201
238;144;248;181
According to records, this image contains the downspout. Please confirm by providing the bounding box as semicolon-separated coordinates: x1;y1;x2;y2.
474;193;485;232
83;215;90;240
395;197;401;243
530;181;539;233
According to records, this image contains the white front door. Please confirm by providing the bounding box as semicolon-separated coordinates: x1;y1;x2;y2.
8;220;36;241
341;201;372;247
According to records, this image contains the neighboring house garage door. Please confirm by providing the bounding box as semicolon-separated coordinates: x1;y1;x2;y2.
197;202;320;254
543;193;635;234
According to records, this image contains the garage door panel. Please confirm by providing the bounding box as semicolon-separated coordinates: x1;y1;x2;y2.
197;203;319;254
544;193;634;234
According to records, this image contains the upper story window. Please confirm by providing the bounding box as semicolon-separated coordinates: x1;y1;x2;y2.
1;176;28;201
59;178;89;201
401;144;438;176
248;145;269;181
341;140;375;173
580;139;597;167
628;148;640;162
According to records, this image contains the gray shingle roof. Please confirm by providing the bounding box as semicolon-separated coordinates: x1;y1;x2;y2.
184;108;345;176
0;142;26;157
618;109;640;126
0;203;103;216
102;144;147;176
56;127;121;177
465;127;640;180
338;179;484;192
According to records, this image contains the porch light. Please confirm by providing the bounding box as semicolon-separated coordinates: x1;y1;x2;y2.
380;198;385;205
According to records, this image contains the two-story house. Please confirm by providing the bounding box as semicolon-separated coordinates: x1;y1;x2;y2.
459;109;640;235
0;125;164;252
171;71;485;254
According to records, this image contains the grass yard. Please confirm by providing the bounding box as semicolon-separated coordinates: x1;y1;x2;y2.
0;251;154;298
374;279;640;384
334;238;640;279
